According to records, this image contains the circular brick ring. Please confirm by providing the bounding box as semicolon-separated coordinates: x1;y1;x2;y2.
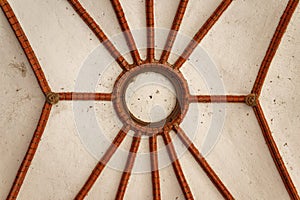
112;63;190;136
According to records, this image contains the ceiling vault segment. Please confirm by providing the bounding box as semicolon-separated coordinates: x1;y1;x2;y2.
1;0;299;199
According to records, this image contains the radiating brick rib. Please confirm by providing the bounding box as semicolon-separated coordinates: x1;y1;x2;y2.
174;0;232;70
252;0;299;96
149;135;161;200
0;0;51;94
115;133;142;200
6;102;52;200
146;0;155;62
162;131;194;200
174;126;234;200
253;103;299;200
189;95;246;103
58;92;112;101
160;0;189;64
67;0;129;71
75;126;130;199
111;0;141;65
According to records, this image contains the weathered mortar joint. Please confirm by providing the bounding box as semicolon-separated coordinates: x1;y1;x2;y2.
46;92;59;105
245;93;258;107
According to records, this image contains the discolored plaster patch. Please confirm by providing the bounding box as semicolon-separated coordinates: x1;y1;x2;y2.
9;62;27;77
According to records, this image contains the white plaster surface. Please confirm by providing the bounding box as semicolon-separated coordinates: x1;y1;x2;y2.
0;0;299;199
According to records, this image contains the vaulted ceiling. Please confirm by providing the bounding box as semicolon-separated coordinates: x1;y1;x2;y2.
0;0;299;199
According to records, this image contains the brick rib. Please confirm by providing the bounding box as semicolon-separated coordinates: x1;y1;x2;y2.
0;0;51;94
160;0;189;64
174;126;234;200
162;131;194;200
174;0;232;70
58;92;112;101
68;0;130;71
111;0;141;65
75;126;130;199
253;103;299;200
149;135;161;200
189;95;246;103
115;133;141;200
252;0;299;96
6;102;52;200
146;0;155;62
